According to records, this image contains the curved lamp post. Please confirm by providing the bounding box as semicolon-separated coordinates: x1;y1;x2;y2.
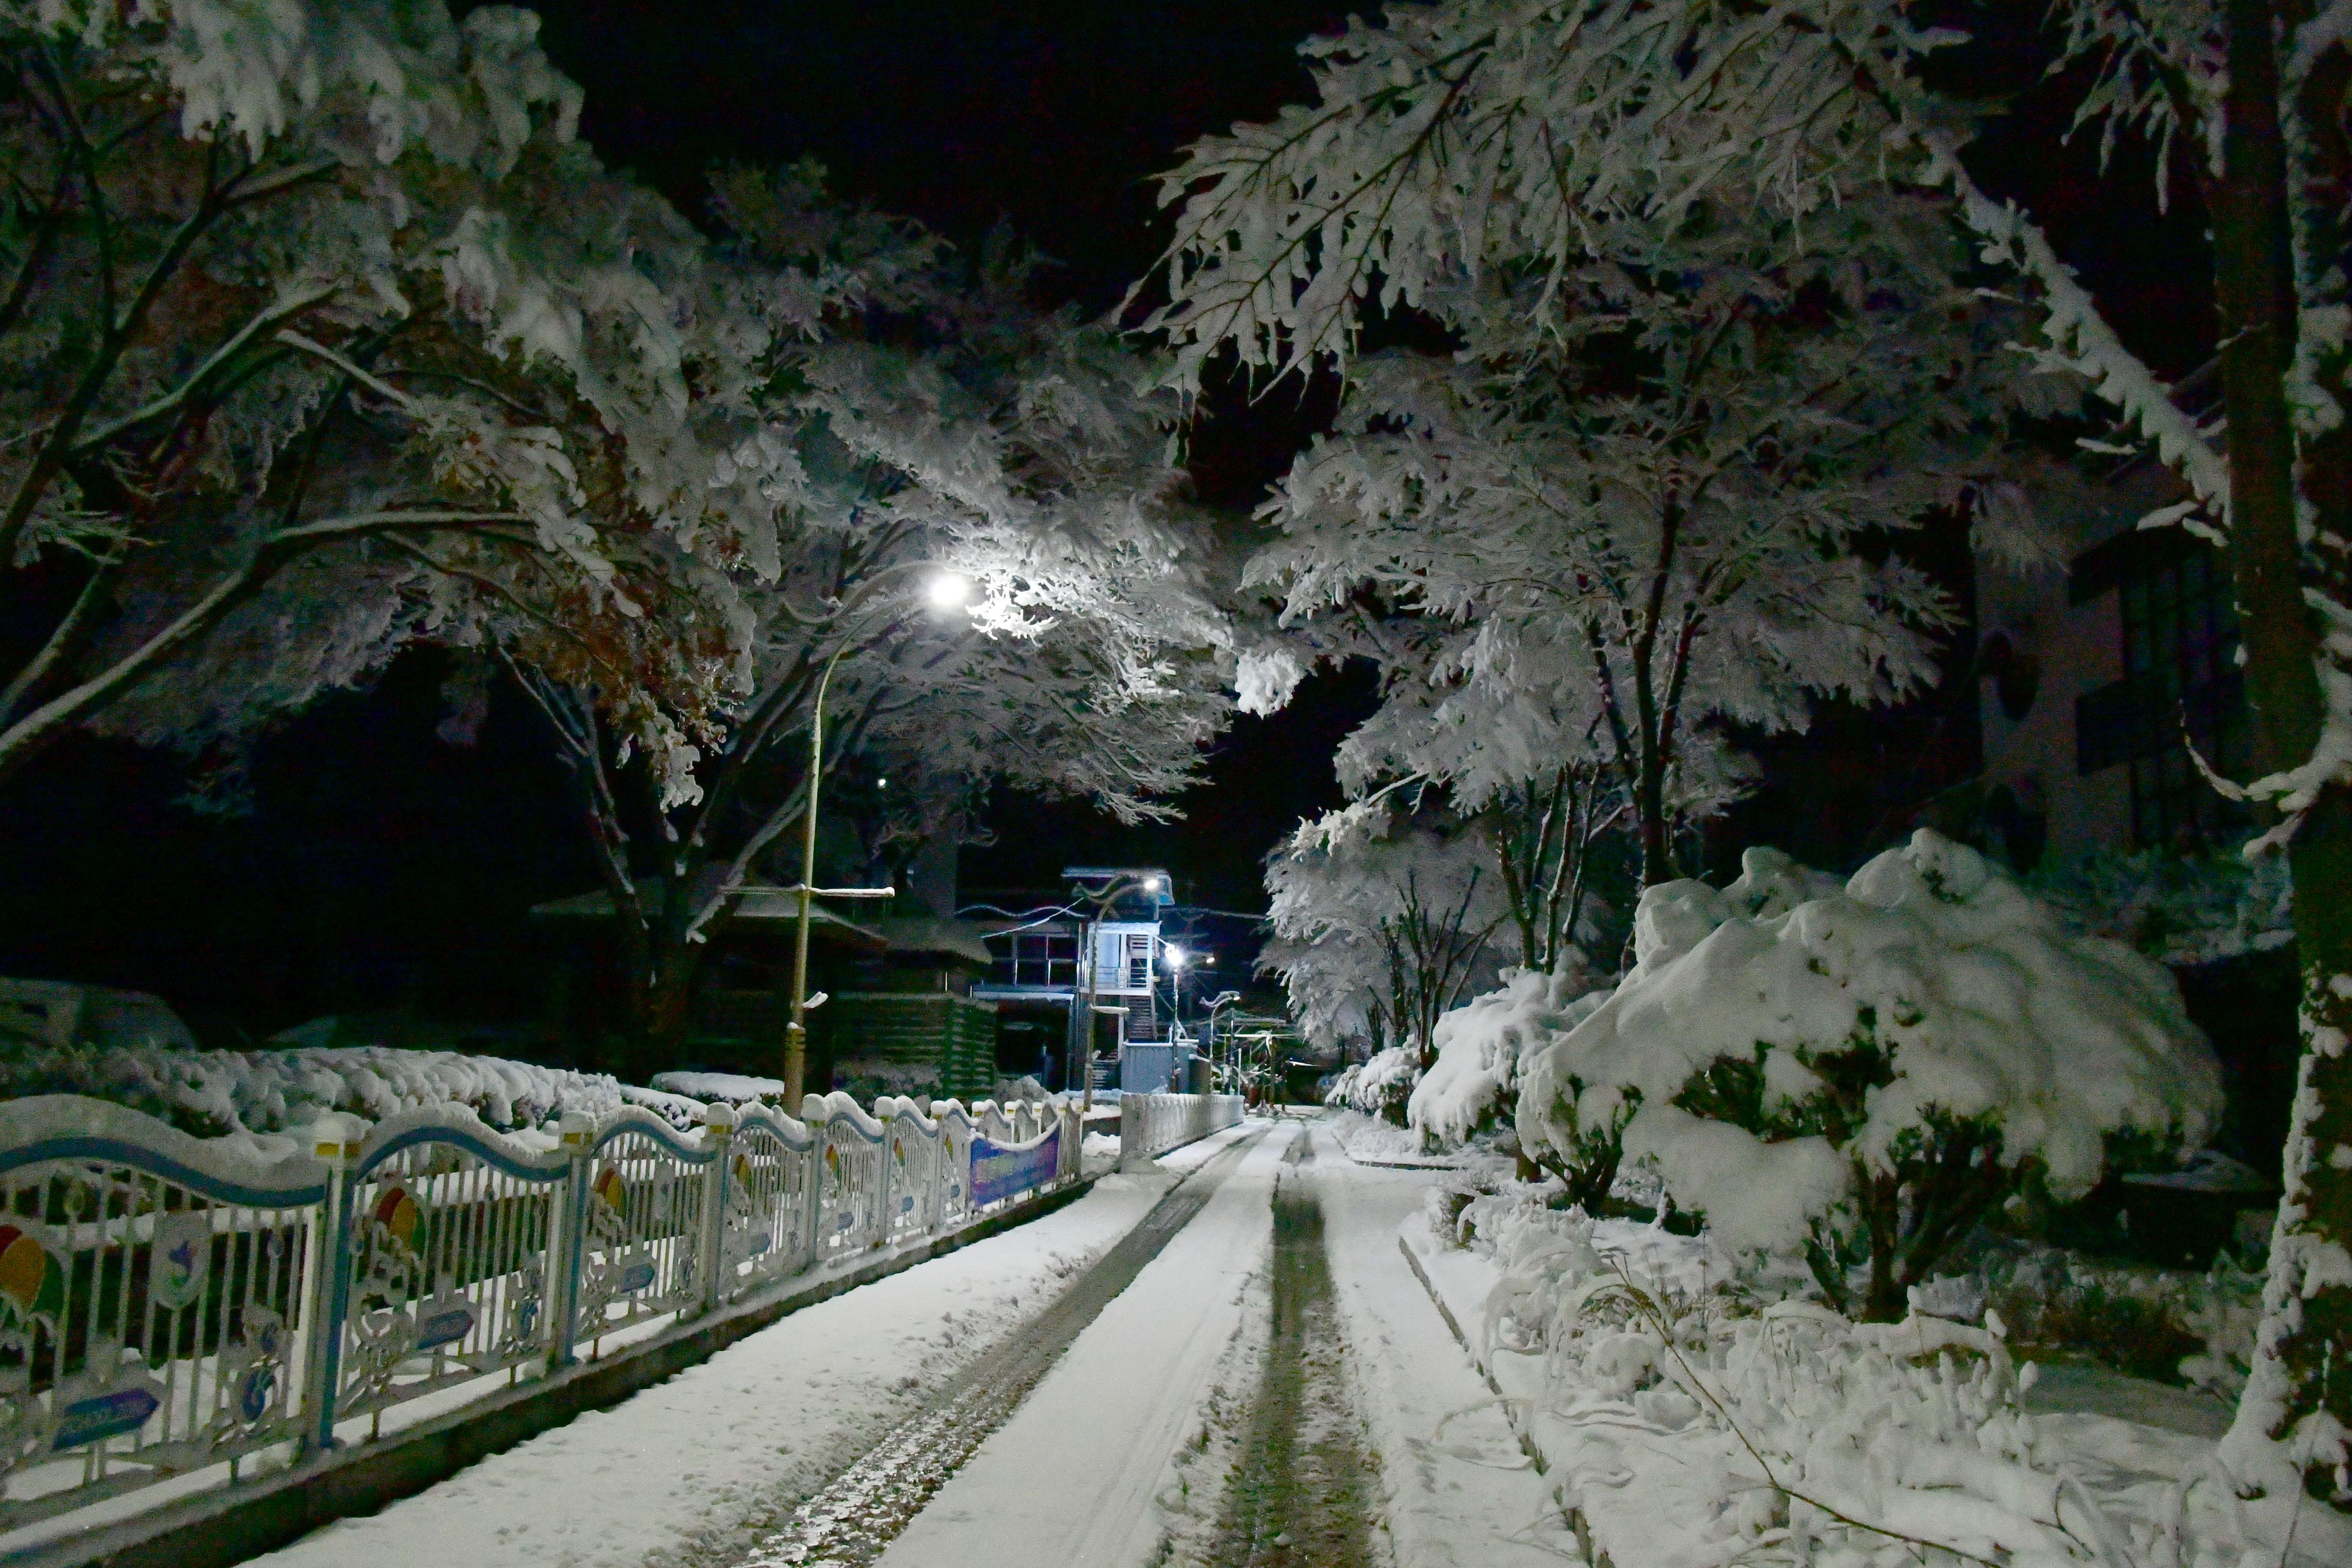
780;566;972;1104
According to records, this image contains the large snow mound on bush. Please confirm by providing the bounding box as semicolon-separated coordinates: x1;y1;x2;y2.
1325;1044;1421;1116
1519;832;2222;1252
1409;965;1612;1146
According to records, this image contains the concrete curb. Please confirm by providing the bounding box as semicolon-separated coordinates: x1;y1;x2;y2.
1395;1234;1547;1474
11;1177;1098;1568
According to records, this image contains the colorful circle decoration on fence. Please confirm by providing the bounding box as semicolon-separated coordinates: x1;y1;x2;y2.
733;1154;754;1191
593;1167;627;1214
373;1187;423;1251
0;1225;65;1320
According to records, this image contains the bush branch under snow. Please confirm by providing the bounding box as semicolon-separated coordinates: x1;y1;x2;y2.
1519;832;2223;1320
1409;961;1613;1151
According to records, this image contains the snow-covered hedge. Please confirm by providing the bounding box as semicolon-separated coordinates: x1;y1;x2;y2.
1519;831;2224;1319
1323;1044;1420;1123
649;1070;785;1104
2;1027;706;1136
1408;964;1612;1153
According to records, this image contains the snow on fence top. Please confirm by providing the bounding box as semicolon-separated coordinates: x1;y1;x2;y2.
1519;831;2223;1258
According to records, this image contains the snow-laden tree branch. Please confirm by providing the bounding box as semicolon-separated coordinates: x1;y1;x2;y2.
0;0;744;797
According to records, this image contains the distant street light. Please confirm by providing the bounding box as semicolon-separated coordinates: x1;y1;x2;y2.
1204;990;1243;1089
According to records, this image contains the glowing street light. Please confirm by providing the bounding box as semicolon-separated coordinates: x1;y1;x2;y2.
927;570;972;610
1164;945;1187;969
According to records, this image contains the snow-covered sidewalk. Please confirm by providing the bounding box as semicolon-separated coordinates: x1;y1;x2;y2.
245;1134;1247;1568
1307;1125;1568;1568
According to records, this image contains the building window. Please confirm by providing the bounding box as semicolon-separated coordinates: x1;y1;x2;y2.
1125;934;1152;989
993;931;1075;988
2071;530;2249;849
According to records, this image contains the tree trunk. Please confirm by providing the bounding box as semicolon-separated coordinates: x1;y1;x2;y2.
633;937;705;1085
2213;0;2352;1500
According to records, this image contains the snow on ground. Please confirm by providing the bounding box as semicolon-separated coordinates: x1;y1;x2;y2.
874;1128;1285;1568
1405;1199;2352;1568
881;1116;1562;1568
1328;1107;1458;1167
1304;1122;1572;1568
243;1167;1203;1568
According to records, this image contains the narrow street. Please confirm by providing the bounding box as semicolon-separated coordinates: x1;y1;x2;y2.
723;1133;1266;1568
245;1117;1557;1568
1203;1130;1381;1568
781;1116;1555;1568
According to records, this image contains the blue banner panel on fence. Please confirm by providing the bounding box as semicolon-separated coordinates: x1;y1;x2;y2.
52;1380;161;1450
970;1129;1059;1207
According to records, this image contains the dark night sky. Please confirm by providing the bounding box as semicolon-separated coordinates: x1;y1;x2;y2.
0;3;2213;1034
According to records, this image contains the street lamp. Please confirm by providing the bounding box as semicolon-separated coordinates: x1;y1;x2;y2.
781;566;972;1104
1203;990;1242;1088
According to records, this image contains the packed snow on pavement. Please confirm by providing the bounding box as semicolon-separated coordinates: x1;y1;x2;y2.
241;1128;1250;1568
235;1104;2350;1568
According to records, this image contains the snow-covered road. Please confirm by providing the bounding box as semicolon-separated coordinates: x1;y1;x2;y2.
246;1116;1559;1568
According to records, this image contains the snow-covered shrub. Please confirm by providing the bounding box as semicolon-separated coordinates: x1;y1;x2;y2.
830;1057;943;1104
650;1070;786;1104
1519;832;2224;1319
1323;1044;1420;1124
1408;962;1612;1159
1473;1209;2212;1568
1979;1245;2263;1394
1;1026;705;1137
2033;842;2294;966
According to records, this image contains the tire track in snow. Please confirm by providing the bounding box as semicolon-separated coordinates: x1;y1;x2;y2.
1205;1125;1383;1568
727;1128;1267;1568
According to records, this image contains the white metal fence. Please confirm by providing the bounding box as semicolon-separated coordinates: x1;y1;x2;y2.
0;1088;1090;1535
1118;1094;1246;1168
